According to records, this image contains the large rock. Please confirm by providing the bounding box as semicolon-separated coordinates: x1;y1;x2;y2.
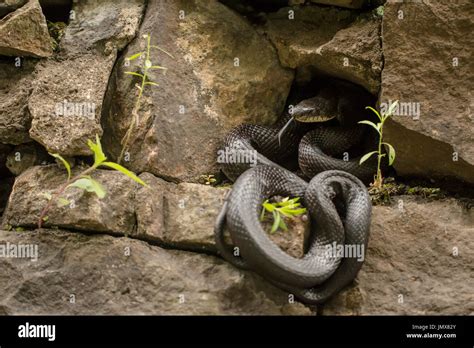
3;167;308;255
0;0;52;57
0;229;311;314
28;54;115;155
101;0;294;182
134;173;229;251
381;0;474;184
2;165;138;234
28;0;145;156
0;58;38;145
323;197;474;315
262;6;382;94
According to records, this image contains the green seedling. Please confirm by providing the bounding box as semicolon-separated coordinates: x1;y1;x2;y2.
118;33;173;164
359;100;399;190
200;174;217;185
38;135;146;228
260;197;307;233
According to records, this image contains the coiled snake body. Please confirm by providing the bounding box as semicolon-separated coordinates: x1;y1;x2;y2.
215;82;376;304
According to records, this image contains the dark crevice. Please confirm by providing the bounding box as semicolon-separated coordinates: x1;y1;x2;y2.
10;225;219;258
38;0;72;23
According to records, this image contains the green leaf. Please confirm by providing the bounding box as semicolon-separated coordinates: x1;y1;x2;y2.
87;135;107;166
359;151;378;165
278;208;292;217
124;71;144;78
151;45;174;58
68;177;106;199
279;218;288;231
365;106;383;122
57;197;70;207
50;153;71;180
386;100;399;117
383;142;396;166
288;208;307;216
42;192;53;201
100;161;147;186
262;201;275;212
150;65;167;70
271;211;280;233
358;120;381;134
144;81;159;86
126;52;143;61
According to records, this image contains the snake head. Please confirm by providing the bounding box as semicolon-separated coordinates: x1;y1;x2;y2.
292;96;338;123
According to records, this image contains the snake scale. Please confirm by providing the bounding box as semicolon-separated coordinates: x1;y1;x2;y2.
215;79;378;304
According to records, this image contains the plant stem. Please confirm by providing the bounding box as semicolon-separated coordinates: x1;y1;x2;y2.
376;119;384;189
118;35;152;165
37;165;96;228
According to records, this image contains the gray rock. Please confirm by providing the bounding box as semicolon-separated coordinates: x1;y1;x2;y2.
0;0;52;57
28;0;145;156
6;142;49;175
2;165;138;234
0;58;38;145
263;213;310;259
322;197;474;315
0;0;27;18
381;0;474;184
28;54;114;155
134;173;229;251
0;229;312;314
101;0;294;182
262;6;381;94
4;168;310;255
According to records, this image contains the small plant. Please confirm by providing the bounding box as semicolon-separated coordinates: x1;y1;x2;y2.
38;135;146;228
359;100;399;190
118;33;173;164
200;174;217;185
47;21;66;52
260;197;307;233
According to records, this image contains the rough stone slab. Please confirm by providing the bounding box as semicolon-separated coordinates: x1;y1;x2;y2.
102;0;294;182
0;229;312;314
322;197;474;315
381;0;474;184
2;165;138;234
262;6;382;94
28;54;114;155
0;0;52;57
27;0;145;156
134;173;229;250
0;58;38;145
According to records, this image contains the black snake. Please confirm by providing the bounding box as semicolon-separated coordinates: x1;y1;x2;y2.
215;80;378;304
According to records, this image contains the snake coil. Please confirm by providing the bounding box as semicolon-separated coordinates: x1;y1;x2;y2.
215;85;376;304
